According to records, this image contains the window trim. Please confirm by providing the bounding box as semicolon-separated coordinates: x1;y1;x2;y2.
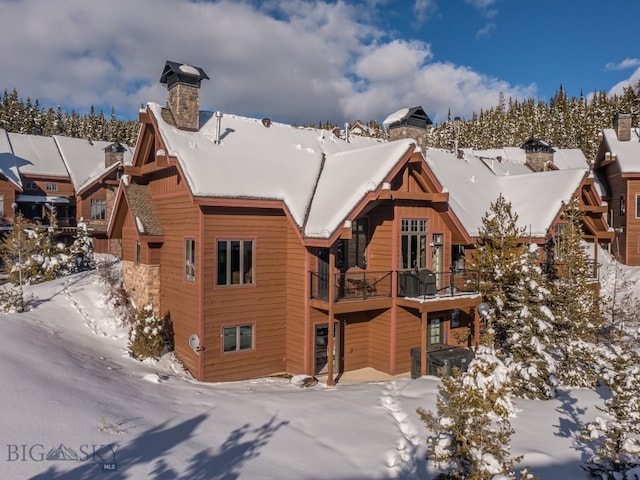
222;323;255;353
216;238;255;287
184;238;196;282
25;182;37;190
636;194;640;218
46;183;58;192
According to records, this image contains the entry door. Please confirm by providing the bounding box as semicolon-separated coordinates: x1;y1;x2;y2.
314;323;340;375
428;317;443;346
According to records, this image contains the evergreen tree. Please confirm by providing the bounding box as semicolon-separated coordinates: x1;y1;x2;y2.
0;212;36;311
580;337;640;478
68;219;94;273
549;195;605;388
473;194;556;399
417;346;532;480
26;206;63;282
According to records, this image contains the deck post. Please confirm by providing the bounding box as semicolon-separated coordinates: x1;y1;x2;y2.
421;311;428;376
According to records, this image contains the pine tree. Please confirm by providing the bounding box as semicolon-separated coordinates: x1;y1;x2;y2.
473;194;556;399
580;336;640;478
549;195;605;388
417;346;532;480
68;219;94;273
0;212;36;311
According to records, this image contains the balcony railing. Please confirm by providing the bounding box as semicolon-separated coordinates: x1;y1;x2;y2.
310;268;480;302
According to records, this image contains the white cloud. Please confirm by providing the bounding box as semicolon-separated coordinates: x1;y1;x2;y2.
0;0;534;125
413;0;438;26
605;58;640;72
476;23;496;38
608;66;640;97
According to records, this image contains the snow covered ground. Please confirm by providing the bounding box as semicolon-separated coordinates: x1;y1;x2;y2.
0;251;635;479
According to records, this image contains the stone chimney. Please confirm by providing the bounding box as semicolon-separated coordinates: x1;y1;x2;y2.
522;137;555;172
159;61;210;131
613;113;631;141
104;142;126;168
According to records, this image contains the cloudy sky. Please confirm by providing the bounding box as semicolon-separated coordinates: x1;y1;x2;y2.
1;0;639;125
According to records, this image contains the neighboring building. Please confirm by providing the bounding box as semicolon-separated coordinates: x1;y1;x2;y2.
593;113;640;265
0;128;133;252
108;61;484;384
424;147;612;271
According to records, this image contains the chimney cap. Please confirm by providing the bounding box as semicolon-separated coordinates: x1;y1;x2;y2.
104;141;126;153
160;61;209;89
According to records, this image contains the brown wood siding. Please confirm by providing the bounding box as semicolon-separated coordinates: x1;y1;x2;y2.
202;208;289;382
92;236;110;254
626;179;640;265
394;307;421;373
20;176;75;198
0;181;16;221
340;313;371;371
148;167;186;195
601;162;628;261
152;193;201;377
284;224;306;374
367;310;391;372
366;204;394;270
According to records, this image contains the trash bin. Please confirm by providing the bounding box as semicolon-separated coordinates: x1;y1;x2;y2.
418;269;436;296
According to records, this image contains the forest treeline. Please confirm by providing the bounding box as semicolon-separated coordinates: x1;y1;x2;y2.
2;81;640;158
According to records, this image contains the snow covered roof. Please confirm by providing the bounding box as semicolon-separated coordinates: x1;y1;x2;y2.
7;132;69;177
53;136;133;192
462;146;590;174
601;128;640;173
0;129;22;189
426;148;587;238
148;102;413;239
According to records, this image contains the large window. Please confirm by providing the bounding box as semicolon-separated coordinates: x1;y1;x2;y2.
184;238;195;281
217;239;254;286
401;219;428;270
90;198;106;220
223;324;254;353
337;218;368;269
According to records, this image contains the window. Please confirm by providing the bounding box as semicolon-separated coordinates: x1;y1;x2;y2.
135;241;141;263
223;324;254;353
25;182;36;190
428;318;442;345
337;218;368;269
620;195;626;215
554;223;567;260
0;194;3;218
184;238;195;281
636;195;640;218
46;183;58;191
401;219;428;270
90;199;106;220
217;239;253;286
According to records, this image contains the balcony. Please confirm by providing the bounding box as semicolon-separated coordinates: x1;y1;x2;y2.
310;268;480;303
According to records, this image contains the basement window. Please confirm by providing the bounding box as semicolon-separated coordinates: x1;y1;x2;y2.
222;324;254;353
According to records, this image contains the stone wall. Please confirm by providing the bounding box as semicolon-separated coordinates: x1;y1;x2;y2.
122;260;161;314
168;84;200;131
388;126;427;150
525;152;554;172
614;113;631;141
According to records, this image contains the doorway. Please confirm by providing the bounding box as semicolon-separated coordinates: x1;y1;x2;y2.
314;323;340;375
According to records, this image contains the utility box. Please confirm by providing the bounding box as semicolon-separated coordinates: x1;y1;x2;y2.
411;345;475;379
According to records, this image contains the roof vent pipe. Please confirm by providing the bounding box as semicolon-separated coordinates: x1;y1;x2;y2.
214;111;223;144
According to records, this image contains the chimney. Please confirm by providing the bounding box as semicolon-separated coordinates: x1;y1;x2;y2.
104;142;126;168
613;113;631;141
159;61;210;131
522;137;554;172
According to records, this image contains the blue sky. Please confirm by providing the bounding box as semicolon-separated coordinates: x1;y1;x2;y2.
0;0;638;126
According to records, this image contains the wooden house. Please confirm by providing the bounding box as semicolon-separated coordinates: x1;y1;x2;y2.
0;128;132;252
108;61;484;384
425;144;612;274
593;113;640;265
